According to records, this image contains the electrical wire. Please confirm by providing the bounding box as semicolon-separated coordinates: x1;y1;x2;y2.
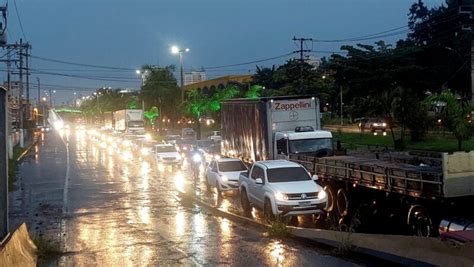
12;0;26;40
30;55;136;71
203;52;296;70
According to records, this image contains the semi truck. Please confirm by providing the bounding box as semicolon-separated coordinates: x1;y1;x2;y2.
221;96;333;163
221;95;473;237
113;109;145;134
290;151;474;236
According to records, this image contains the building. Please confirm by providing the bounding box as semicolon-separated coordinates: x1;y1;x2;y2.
184;71;206;86
306;55;321;69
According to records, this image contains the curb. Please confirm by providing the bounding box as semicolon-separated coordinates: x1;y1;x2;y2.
183;191;443;266
16;134;40;162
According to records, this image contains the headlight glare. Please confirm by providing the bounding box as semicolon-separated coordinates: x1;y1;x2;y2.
275;191;288;201
318;190;327;199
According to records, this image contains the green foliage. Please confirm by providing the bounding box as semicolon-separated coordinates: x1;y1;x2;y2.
79;88;138;118
141;65;180;122
245;85;264;99
33;236;62;259
426;89;474;150
143;106;160;125
266;218;289;238
185;85;239;118
334;131;474;152
126;96;139;109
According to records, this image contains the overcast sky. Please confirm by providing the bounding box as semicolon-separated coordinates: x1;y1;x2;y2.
4;0;444;104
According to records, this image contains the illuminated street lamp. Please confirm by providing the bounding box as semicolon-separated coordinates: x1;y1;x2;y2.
136;69;149;86
171;45;190;104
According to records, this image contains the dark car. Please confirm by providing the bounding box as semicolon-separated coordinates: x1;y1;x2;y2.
358;117;388;133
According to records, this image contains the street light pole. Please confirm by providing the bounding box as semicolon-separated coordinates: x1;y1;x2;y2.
171;46;189;104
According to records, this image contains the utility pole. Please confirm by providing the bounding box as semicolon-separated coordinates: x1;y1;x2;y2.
0;86;8;240
36;77;40;107
292;37;312;92
25;44;30;119
18;39;23;128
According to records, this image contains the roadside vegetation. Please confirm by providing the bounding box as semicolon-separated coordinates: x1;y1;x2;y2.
8;146;26;191
33;236;62;259
333;132;474;153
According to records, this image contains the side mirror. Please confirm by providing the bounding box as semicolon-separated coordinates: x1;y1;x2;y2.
312;174;319;181
255;178;263;185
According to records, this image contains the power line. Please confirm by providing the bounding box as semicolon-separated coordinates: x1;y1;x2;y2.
202;52;296;70
312;25;409;43
30;55;136;71
12;0;27;40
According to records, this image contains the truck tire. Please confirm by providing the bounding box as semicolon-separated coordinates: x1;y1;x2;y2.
240;189;251;214
264;199;275;221
407;205;433;237
336;188;349;218
324;185;335;212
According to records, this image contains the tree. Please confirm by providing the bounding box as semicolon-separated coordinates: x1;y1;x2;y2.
185;86;239;139
141;65;181;126
426;89;473;151
407;0;470;97
144;106;160;126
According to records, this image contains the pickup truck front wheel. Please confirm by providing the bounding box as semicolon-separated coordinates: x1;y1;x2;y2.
264;199;276;221
240;189;251;214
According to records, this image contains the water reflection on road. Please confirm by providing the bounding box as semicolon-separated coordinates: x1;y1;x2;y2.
53;129;359;266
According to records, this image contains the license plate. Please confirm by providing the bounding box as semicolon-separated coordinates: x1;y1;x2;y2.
299;201;311;207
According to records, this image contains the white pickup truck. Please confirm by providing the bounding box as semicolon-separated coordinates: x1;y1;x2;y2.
238;160;327;218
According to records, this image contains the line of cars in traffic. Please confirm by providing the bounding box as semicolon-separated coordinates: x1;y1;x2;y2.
83;127;328;222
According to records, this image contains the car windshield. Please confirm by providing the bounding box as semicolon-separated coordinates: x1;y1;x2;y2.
267;167;311;183
289;138;333;154
155;146;176;153
218;161;247;172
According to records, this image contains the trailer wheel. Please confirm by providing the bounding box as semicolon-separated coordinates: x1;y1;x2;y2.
407;205;433;237
323;185;335;213
336;188;349;218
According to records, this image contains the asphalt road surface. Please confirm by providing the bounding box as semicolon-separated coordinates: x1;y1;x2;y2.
10;128;361;266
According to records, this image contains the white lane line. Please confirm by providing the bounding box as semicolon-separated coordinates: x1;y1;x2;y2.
56;129;70;252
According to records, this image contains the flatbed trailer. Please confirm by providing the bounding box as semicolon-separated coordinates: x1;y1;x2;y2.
290;151;474;236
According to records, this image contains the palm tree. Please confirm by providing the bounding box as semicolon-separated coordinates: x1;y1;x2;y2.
426;89;473;151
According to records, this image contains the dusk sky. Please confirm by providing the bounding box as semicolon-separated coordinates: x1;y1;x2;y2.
4;0;444;104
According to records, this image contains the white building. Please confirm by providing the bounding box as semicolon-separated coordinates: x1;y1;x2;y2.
184;71;206;86
306;55;321;69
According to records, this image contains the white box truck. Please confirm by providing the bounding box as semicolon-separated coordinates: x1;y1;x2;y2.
113;109;145;134
221;96;333;163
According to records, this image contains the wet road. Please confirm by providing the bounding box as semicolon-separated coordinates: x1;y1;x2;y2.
11;129;360;266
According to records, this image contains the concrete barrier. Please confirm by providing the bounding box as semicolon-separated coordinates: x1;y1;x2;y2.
0;223;37;267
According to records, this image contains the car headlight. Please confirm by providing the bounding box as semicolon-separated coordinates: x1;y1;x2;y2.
220;175;228;182
141;147;149;156
382;122;387;127
275;191;288;201
192;153;202;163
318;190;327;199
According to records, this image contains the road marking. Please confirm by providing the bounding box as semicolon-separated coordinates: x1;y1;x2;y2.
57;130;70;252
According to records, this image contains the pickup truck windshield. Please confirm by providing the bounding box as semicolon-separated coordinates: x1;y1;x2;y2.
219;161;247;172
267;167;311;183
289;138;332;154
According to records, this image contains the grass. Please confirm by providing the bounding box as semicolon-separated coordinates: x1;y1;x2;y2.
8;146;27;191
266;217;289;238
332;132;474;152
33;236;62;259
